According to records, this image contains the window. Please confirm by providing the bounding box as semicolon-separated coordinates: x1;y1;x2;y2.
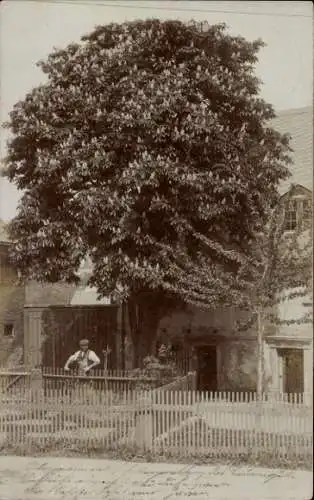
3;324;14;338
284;200;298;231
302;199;312;229
284;197;312;232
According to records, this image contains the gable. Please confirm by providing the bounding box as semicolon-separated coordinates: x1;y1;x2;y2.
280;184;312;202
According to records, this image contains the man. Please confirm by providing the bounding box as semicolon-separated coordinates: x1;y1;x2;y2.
64;339;101;375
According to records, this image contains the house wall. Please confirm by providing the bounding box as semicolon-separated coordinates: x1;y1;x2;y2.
265;183;312;401
158;293;312;394
0;272;77;367
157;306;267;392
276;289;312;338
0;243;25;366
265;289;313;402
22;281;78;365
25;281;77;307
23;282;76;366
218;340;258;391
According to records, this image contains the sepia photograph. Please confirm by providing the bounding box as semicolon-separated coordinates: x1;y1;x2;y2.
0;1;312;499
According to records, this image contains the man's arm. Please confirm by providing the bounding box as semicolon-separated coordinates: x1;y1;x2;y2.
64;352;77;370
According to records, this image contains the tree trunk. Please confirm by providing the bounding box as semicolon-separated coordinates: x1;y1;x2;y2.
132;327;157;368
256;308;264;401
127;293;165;369
131;307;160;368
255;307;265;451
121;302;127;371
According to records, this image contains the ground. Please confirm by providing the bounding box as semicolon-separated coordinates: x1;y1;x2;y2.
0;456;312;500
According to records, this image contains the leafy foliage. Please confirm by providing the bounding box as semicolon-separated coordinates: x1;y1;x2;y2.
131;344;180;390
238;188;312;323
233;185;312;395
3;19;291;313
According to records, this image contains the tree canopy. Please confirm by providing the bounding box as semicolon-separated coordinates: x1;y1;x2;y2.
4;19;291;314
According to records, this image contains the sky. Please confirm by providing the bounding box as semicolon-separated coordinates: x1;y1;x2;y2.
0;0;313;221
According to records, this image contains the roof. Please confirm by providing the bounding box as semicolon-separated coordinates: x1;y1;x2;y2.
70;286;111;306
271;107;313;195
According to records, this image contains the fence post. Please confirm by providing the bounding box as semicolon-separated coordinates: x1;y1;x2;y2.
188;371;197;391
30;368;44;401
135;391;153;450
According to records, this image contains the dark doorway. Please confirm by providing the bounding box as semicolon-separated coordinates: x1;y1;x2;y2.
197;345;218;391
279;348;304;395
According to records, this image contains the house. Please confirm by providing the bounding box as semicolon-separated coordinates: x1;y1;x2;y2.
0;219;25;366
23;267;120;369
0;218;121;369
23;281;78;366
156;107;313;399
0;218;79;366
263;107;313;400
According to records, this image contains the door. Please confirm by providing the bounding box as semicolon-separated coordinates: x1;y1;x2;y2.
278;348;304;402
197;345;218;391
283;349;304;394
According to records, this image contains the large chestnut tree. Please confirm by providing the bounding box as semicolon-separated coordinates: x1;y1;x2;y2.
4;20;291;365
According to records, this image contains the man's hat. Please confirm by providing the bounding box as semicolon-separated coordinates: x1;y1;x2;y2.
79;339;89;346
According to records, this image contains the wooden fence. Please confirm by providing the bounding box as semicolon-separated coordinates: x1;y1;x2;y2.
136;371;197;448
0;368;31;394
0;380;312;460
155;372;197;392
0;367;179;395
149;390;312;459
41;367;165;395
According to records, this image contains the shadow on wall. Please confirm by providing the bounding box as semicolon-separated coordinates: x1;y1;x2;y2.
219;341;271;392
220;342;257;391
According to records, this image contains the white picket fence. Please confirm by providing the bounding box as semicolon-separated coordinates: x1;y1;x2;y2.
148;390;312;459
0;380;312;460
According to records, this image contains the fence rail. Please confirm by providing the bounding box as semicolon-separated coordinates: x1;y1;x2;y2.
154;372;197;392
41;367;164;395
0;381;312;460
0;367;174;395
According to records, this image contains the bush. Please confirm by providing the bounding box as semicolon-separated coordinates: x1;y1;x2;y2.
131;344;180;390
